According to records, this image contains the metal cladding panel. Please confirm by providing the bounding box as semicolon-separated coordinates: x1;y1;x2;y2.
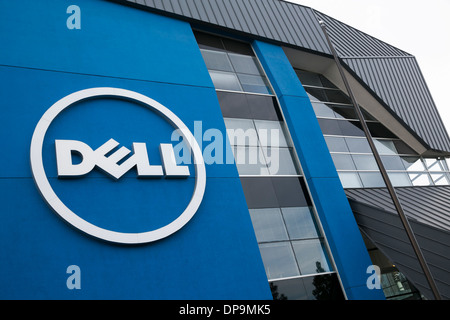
346;186;450;232
343;57;450;152
349;198;450;300
120;0;331;54
314;11;411;58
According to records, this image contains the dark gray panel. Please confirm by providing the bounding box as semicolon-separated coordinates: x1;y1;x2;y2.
346;186;450;231
349;198;450;300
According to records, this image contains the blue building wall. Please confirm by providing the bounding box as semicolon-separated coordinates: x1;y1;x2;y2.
0;0;271;299
252;40;385;300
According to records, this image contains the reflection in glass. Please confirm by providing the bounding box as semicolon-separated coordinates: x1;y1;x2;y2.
374;139;397;155
324;136;349;153
259;242;300;280
209;70;242;91
237;73;271;94
200;49;233;72
262;147;298;175
254;120;289;147
338;172;363;188
424;158;444;171
408;172;432;186
312;102;335;118
249;208;288;242
430;173;449;185
270;273;345;300
281;207;320;240
224;118;258;146
352;154;378;170
381;155;406;170
401;157;425;171
228;53;261;75
332;154;356;170
388;172;412;187
232;146;269;175
359;172;385;188
292;239;332;275
345;137;371;153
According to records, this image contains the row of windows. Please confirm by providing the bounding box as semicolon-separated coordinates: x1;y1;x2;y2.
195;31;338;294
295;69;450;188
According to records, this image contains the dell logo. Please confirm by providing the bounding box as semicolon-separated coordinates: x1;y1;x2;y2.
30;88;206;244
55;139;189;179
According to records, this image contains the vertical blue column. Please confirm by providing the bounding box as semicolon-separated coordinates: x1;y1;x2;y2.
253;40;385;300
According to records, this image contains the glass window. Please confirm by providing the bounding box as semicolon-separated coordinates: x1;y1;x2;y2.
408;172;432;186
228;53;262;75
200;49;234;72
352;154;378;170
254;120;289;147
236;73;272;94
292;239;332;275
281;207;320;240
232;146;269;175
209;70;242;91
367;122;397;138
345;137;371;153
338;172;363;188
194;31;225;51
381;155;406;171
249;208;288;242
401;157;425;171
374;139;397;155
259;242;300;280
271;177;312;207
312;102;335;118
318;119;342;136
332;105;357;120
240;177;279;209
430;173;449;185
331;154;356;170
324;136;349;153
222;37;254;55
424;158;444;172
388;172;412;187
262;147;298;175
295;70;323;87
359;172;385;188
304;87;351;104
217;91;252;119
338;120;365;137
247;95;281;121
224;118;258;146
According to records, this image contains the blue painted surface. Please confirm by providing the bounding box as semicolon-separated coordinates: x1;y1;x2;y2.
0;0;271;299
253;40;385;300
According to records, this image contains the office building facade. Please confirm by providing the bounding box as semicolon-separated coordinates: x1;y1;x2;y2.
1;0;448;300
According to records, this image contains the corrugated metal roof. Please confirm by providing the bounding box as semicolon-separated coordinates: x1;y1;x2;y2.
111;0;450;152
346;186;450;232
122;0;331;54
314;11;411;58
343;56;450;152
349;198;450;300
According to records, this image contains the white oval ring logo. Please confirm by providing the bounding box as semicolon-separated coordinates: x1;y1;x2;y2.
30;88;206;244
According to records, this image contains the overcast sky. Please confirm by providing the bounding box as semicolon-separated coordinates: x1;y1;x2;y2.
285;0;450;134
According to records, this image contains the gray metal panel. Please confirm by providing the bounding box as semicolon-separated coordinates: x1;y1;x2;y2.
349;198;450;300
344;57;450;152
346;186;450;232
314;10;411;58
117;0;331;54
113;0;450;153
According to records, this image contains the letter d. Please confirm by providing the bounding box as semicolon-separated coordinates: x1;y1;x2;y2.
55;140;95;177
